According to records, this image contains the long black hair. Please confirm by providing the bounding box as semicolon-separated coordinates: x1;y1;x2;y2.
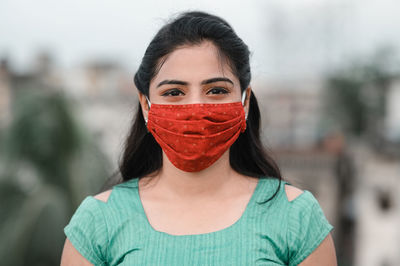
102;11;283;203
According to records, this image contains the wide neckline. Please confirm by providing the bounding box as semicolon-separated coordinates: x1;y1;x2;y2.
133;177;263;238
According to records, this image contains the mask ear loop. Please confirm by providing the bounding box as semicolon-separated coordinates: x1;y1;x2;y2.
144;96;151;125
146;96;151;109
241;90;248;120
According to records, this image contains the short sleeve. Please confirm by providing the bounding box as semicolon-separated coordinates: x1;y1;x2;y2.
64;196;108;265
287;190;334;266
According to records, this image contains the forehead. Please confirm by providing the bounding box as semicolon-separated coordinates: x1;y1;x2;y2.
151;41;236;85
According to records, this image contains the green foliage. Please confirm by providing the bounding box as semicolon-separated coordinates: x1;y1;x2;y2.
0;89;112;265
324;68;368;135
322;47;398;137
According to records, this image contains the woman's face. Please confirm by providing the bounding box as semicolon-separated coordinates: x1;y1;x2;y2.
139;41;251;115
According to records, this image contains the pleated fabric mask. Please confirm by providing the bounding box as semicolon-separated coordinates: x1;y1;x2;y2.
146;91;247;172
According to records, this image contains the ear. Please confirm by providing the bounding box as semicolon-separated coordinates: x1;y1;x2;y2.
243;87;251;119
137;91;150;122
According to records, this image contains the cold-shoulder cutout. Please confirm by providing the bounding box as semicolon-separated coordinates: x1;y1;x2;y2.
285;184;304;202
94;189;113;203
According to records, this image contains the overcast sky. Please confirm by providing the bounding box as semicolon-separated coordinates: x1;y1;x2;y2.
1;0;399;80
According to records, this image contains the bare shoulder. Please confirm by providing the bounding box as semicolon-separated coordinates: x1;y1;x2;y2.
299;233;337;266
284;183;304;202
93;189;113;203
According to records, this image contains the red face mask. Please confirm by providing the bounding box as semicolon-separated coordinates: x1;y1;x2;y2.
146;95;247;172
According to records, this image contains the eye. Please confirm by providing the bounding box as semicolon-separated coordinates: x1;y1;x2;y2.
161;89;185;97
207;87;229;95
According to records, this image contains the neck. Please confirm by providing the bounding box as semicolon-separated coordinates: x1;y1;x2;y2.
153;149;240;200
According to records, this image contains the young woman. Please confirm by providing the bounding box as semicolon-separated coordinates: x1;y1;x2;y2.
61;11;337;266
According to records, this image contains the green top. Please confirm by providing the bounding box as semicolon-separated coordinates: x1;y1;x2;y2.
64;177;333;265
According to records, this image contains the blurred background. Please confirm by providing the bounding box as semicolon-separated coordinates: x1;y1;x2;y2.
1;0;399;265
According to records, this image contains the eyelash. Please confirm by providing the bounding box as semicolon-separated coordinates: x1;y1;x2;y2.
161;87;229;97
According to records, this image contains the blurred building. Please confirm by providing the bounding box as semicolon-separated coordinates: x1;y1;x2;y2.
61;60;136;169
254;78;324;150
384;78;400;144
2;53;135;170
353;143;400;266
352;76;400;266
62;60;133;99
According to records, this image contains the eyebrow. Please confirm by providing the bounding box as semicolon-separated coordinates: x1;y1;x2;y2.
156;77;234;88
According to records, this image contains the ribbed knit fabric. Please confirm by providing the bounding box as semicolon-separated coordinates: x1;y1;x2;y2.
64;177;333;265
